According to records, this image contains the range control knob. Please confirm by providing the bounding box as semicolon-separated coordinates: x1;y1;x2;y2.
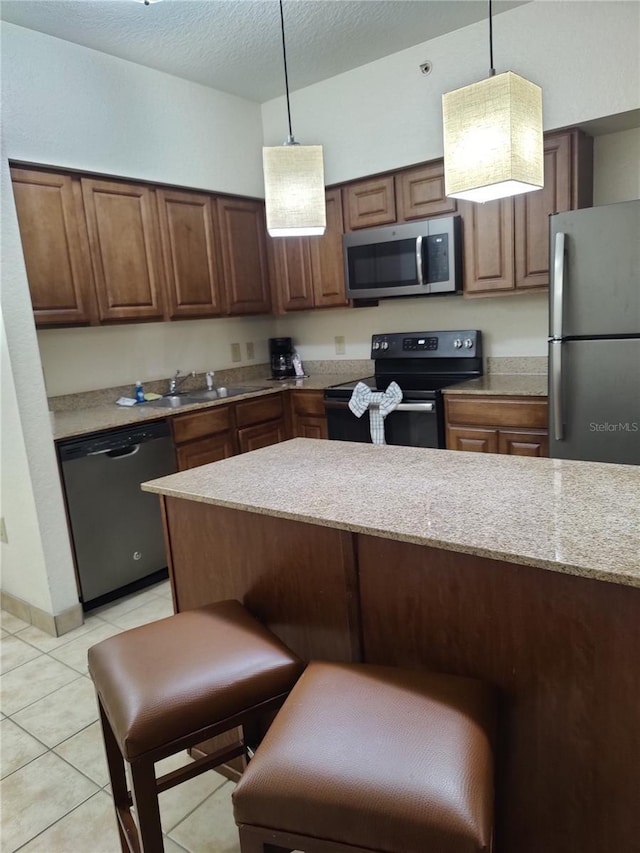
372;341;380;350
453;338;463;349
463;338;474;349
381;341;389;350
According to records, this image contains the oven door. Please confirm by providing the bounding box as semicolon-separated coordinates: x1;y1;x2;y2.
324;399;443;448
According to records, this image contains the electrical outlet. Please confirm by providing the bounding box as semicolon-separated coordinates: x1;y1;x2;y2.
231;342;241;363
246;342;255;360
0;517;7;544
334;336;346;355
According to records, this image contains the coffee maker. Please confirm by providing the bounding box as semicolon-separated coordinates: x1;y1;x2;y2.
269;337;296;380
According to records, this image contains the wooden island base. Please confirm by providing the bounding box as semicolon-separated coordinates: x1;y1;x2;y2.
160;497;639;853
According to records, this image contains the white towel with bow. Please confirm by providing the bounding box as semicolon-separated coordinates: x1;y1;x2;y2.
348;381;402;445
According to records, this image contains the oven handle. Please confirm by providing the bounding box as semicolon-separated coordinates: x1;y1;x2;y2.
324;400;435;413
395;402;434;412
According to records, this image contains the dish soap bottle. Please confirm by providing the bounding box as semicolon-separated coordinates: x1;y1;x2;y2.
134;381;145;404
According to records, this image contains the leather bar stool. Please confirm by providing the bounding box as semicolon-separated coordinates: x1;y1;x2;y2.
88;600;304;853
233;661;496;853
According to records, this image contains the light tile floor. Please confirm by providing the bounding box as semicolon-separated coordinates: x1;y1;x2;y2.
0;581;242;853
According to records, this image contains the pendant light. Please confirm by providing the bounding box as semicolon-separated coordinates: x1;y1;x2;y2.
442;0;543;203
263;0;326;237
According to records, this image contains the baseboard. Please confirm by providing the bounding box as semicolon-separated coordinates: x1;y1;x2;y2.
0;590;83;637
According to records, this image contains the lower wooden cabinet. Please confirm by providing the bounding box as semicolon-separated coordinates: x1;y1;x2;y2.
175;433;236;470
171;405;236;471
445;394;549;457
235;394;288;454
290;390;328;439
171;393;292;469
238;421;288;453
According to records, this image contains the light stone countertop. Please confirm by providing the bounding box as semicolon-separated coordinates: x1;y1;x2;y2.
445;374;548;396
51;375;365;441
143;437;640;589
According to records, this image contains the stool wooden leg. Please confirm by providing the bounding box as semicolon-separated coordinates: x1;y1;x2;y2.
130;759;164;853
98;702;137;853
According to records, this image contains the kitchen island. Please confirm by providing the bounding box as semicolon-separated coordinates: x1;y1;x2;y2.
143;438;640;853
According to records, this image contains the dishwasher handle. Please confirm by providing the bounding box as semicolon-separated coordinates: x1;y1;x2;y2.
88;444;141;459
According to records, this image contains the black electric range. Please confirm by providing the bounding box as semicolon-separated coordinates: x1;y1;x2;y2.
324;330;483;447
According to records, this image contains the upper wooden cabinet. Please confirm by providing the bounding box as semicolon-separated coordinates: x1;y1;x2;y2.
396;162;457;221
270;236;315;312
81;178;166;321
217;197;271;315
460;129;593;297
10;167;97;327
156;187;226;319
310;189;348;308
342;176;396;230
271;188;348;313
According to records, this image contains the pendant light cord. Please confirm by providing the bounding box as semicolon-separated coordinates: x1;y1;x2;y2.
488;0;495;76
278;0;295;143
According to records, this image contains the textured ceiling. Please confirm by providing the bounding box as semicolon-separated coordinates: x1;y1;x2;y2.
0;0;526;103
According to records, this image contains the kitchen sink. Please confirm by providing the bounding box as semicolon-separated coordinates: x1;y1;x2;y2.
142;395;199;409
142;386;267;408
187;385;267;400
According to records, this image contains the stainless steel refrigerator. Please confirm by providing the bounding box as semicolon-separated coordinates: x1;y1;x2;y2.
549;199;640;464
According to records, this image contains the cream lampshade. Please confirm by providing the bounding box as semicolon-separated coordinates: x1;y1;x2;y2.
442;71;543;203
263;143;326;237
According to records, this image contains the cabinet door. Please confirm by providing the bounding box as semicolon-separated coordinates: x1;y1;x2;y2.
459;198;515;295
11;168;96;326
217;197;271;315
81;178;166;321
238;420;286;453
499;430;549;457
294;415;328;440
343;176;396;230
157;188;225;318
235;395;284;429
514;133;573;291
447;426;499;453
270;237;314;312
396;162;457;221
175;434;236;471
310;189;348;308
172;406;232;444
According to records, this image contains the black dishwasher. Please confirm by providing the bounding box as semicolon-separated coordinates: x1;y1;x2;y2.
58;420;176;610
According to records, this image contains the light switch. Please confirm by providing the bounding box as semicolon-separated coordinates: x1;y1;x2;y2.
231;342;241;363
246;342;255;360
334;336;346;355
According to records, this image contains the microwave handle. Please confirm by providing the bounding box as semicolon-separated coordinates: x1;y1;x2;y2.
416;236;427;290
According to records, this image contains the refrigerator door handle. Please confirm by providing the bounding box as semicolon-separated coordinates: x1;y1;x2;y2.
551;340;564;441
552;232;566;339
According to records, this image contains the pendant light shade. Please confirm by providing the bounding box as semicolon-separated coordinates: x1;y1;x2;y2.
264;0;326;237
263;143;326;236
442;0;543;203
442;71;543;202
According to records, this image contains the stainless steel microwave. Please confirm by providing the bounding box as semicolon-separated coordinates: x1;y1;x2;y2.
344;215;462;300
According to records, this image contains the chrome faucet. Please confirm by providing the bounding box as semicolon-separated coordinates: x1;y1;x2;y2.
168;370;195;395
